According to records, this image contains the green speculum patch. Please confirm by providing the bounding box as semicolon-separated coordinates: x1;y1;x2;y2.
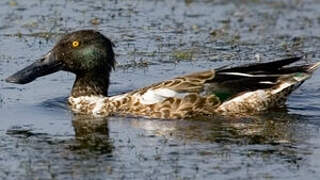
213;91;233;102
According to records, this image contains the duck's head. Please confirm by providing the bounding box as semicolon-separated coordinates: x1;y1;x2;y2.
6;30;115;97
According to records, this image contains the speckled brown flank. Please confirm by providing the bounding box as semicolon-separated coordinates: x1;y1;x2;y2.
71;94;221;119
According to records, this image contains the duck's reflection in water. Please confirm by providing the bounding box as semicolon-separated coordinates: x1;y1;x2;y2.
130;112;307;145
70;114;113;153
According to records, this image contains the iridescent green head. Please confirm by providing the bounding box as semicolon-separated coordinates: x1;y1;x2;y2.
6;30;116;97
54;30;115;74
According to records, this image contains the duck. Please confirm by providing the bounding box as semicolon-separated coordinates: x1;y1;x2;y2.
5;30;320;119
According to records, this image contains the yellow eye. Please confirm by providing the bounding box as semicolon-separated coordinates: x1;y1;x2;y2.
72;41;80;48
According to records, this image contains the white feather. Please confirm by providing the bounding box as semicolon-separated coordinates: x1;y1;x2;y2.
219;72;280;77
259;81;275;84
138;88;187;105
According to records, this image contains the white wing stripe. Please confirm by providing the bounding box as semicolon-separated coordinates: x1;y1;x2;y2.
219;72;280;77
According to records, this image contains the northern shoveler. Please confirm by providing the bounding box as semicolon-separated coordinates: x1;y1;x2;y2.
5;30;320;119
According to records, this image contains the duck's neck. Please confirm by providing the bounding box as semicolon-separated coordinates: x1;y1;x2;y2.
71;72;110;97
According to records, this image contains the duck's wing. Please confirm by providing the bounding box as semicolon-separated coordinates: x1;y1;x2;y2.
217;56;302;74
211;56;319;98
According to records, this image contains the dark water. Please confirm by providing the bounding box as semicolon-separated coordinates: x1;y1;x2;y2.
1;0;320;179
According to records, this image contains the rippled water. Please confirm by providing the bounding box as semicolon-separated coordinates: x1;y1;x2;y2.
1;0;320;179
